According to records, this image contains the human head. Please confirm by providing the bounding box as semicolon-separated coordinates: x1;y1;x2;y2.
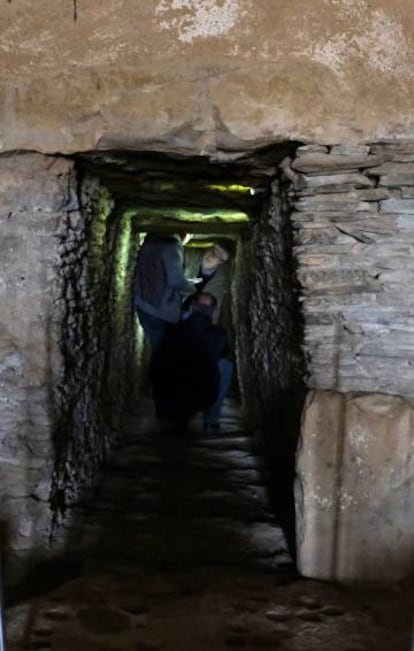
202;240;232;270
190;292;217;319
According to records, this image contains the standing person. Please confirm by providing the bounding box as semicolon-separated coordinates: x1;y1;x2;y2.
133;233;196;349
152;292;233;432
184;239;233;324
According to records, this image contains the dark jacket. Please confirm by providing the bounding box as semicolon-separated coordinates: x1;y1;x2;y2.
134;234;195;324
152;313;229;420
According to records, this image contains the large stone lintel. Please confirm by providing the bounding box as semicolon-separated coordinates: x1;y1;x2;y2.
295;389;414;582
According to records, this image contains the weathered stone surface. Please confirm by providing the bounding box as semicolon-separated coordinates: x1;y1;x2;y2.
380;198;414;213
294;189;391;212
291;153;389;173
329;145;370;156
379;174;414;186
295;390;414;582
400;187;414;197
294;198;372;213
298;173;375;189
367;162;414;175
2;2;414;152
371;144;414;156
0;153;139;586
6;569;412;651
234;179;304;427
296;145;329;156
285;148;414;400
0;153;73;576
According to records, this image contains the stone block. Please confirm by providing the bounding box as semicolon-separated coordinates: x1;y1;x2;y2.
300;173;375;189
2;3;414;151
295;390;414;582
294;197;372;213
296;145;329;156
379;174;414;186
329;145;370;155
380;198;414;213
368;162;414;175
291;153;388;174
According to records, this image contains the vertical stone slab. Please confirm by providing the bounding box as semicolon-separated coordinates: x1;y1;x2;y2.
296;389;414;582
0;153;73;582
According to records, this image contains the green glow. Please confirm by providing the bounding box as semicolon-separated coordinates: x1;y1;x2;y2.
127;207;249;223
114;214;132;302
89;187;113;284
206;183;253;194
186;240;215;248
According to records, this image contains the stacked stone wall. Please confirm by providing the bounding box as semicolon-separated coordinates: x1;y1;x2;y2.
51;176;139;532
285;143;414;398
50;176;114;524
234;181;304;429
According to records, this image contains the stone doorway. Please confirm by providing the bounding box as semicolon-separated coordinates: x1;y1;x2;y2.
1;143;414;594
67;145;305;553
2;145;412;647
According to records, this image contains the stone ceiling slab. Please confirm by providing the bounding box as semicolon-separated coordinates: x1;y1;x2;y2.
2;0;414;153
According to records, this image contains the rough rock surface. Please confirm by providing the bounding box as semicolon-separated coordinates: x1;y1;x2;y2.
0;153;72;580
6;570;412;651
5;402;413;651
287;142;414;398
2;1;414;153
0;153;137;585
295;389;414;582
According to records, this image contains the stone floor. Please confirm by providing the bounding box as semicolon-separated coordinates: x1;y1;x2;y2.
5;401;413;650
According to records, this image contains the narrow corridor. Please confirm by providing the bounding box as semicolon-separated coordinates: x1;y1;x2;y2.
75;401;291;575
5;401;412;651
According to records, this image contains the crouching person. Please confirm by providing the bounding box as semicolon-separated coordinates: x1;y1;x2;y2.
151;292;233;432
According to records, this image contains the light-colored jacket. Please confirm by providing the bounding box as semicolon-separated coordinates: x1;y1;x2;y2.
134;235;195;324
184;248;231;324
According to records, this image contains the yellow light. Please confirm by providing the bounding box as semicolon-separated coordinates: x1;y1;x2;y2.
127;208;249;223
206;183;253;194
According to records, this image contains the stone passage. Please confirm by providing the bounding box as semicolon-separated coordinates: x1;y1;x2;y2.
2;142;414;591
5;401;412;651
63;400;292;574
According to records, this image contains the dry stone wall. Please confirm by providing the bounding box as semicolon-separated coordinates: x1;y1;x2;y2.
50;176;114;523
234;180;304;430
51;176;138;536
285;143;414;398
234;179;305;550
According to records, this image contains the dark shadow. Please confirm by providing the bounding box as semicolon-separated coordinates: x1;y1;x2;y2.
256;386;306;565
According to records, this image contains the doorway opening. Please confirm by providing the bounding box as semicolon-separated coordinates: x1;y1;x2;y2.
53;144;305;560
